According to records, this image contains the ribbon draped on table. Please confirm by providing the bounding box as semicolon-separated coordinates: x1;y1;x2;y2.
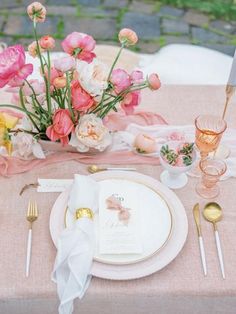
0;111;167;177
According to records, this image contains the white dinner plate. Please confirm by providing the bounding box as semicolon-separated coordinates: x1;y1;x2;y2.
49;171;188;280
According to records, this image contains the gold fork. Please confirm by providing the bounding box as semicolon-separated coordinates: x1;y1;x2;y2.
26;201;38;277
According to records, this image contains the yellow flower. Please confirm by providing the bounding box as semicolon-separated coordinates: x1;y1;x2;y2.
0;112;17;155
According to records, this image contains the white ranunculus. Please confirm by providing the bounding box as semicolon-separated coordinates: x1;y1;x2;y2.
76;59;109;97
69;114;112;152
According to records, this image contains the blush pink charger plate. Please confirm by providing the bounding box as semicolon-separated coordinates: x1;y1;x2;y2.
49;171;188;280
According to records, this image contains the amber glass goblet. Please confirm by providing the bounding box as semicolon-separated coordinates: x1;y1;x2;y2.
195;115;227;161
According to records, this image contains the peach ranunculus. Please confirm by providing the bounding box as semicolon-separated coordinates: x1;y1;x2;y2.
54;56;76;73
118;28;138;46
53;77;67;89
121;91;141;115
110;69;131;94
69;114;112;152
61;32;96;63
0;45;33;88
46;109;74;145
148;73;161;90
27;2;47;23
39;35;55;50
28;41;45;58
134;133;157;154
43;67;64;88
76;59;108;98
71;81;95;112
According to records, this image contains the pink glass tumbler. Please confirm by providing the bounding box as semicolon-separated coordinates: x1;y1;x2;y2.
196;159;227;199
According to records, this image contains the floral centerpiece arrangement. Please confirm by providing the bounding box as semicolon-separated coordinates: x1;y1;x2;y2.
0;2;161;158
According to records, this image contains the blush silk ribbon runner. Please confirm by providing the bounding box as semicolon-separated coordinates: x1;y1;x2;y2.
0;111;167;177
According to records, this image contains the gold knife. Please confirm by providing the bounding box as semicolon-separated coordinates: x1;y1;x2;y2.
193;203;207;276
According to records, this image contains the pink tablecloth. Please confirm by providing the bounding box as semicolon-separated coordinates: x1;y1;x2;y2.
1;85;236;314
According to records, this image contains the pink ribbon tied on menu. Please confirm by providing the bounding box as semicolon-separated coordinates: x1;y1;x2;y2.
106;195;131;225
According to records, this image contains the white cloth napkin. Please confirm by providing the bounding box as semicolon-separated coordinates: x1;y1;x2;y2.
52;174;99;314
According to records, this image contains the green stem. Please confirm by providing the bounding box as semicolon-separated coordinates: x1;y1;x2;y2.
99;84;149;118
46;50;52;113
99;43;124;110
0;104;40;120
33;20;51;114
19;88;41;132
66;72;75;122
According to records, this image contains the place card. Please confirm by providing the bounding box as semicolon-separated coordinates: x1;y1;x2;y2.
99;179;142;255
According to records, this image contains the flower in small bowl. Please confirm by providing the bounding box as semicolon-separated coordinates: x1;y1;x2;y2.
133;133;157;154
159;141;196;189
69;114;112;152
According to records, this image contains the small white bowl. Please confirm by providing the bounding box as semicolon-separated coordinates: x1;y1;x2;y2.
159;141;196;189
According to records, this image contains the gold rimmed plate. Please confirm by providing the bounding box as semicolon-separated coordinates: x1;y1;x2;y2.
50;172;173;266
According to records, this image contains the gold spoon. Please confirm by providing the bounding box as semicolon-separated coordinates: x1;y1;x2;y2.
88;165;137;174
203;202;225;279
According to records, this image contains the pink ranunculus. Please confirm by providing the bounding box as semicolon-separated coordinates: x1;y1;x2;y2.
22;79;45;96
118;28;138;46
54;56;76;72
61;32;96;63
121;91;141;115
46;109;74;145
0;45;33;88
168;131;185;142
110;69;131;94
71;81;95;112
148;73;161;90
39;35;55;50
131;70;144;83
27;2;47;23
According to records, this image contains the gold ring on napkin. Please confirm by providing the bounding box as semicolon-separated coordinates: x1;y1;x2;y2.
75;208;94;220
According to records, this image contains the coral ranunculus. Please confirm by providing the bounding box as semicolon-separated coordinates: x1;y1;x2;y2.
148;73;161;90
61;32;96;63
0;45;33;88
46;109;74;145
118;28;138;46
71;81;95;112
110;69;131;94
39;35;55;50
